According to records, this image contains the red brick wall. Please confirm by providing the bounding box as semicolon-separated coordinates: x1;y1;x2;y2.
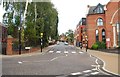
105;1;119;47
6;38;13;55
87;14;105;48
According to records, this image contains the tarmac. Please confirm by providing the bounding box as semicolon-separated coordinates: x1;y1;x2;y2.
80;47;120;76
1;45;120;76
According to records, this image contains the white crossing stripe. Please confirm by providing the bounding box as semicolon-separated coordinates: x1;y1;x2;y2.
56;51;61;53
91;72;99;75
49;51;54;53
83;70;92;73
71;72;82;75
64;51;68;53
72;51;76;53
79;52;83;54
18;61;22;64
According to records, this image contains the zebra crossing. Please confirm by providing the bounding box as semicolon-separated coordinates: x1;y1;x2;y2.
70;69;100;76
48;50;83;54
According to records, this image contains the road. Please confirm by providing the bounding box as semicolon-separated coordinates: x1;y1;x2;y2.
2;42;112;77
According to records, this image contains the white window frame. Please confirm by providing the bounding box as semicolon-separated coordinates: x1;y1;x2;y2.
97;18;103;26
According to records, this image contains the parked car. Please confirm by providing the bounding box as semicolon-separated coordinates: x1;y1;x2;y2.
64;42;68;45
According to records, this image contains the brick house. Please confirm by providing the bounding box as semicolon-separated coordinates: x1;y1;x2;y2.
86;0;120;48
74;18;86;47
74;0;120;48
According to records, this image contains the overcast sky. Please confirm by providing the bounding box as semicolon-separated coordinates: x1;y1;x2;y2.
51;0;110;35
0;0;110;34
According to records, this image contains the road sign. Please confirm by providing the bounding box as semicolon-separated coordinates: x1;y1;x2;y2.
106;38;110;41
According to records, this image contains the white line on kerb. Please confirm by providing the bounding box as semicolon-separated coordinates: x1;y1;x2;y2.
71;72;82;75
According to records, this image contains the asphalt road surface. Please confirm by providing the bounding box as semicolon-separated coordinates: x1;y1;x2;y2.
2;42;113;77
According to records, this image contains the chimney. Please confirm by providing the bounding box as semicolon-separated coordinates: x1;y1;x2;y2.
87;5;90;8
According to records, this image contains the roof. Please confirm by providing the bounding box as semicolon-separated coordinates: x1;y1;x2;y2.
88;3;105;15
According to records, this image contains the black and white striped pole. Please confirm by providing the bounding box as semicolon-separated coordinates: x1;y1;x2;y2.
40;33;43;52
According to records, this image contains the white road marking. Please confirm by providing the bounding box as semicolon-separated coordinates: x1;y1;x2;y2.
83;70;92;73
50;57;58;61
72;51;76;53
90;55;92;57
79;52;83;54
71;72;82;75
91;65;97;67
91;72;99;75
22;60;49;63
64;51;68;53
18;61;22;64
95;59;98;65
91;68;97;71
56;51;61;53
49;51;54;53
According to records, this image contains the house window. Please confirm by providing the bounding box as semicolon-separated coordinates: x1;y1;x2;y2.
116;23;119;33
116;23;120;43
102;29;106;42
96;30;99;42
95;7;104;13
97;18;103;26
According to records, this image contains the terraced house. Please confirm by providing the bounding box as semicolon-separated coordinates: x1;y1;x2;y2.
75;0;120;49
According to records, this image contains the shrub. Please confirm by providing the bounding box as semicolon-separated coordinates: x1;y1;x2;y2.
91;43;98;50
92;41;106;50
100;41;106;49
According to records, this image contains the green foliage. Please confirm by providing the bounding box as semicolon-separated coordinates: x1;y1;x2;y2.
92;41;106;50
12;40;25;50
65;29;74;43
3;2;58;48
91;43;98;50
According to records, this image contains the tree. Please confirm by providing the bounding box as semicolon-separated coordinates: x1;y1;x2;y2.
3;1;58;47
65;29;74;44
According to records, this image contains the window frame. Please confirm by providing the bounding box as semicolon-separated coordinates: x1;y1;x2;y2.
97;18;103;26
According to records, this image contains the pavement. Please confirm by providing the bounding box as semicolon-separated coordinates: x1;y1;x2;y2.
1;45;55;58
79;47;120;76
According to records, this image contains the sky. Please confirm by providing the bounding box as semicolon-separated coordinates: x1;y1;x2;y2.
0;0;110;34
51;0;110;35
